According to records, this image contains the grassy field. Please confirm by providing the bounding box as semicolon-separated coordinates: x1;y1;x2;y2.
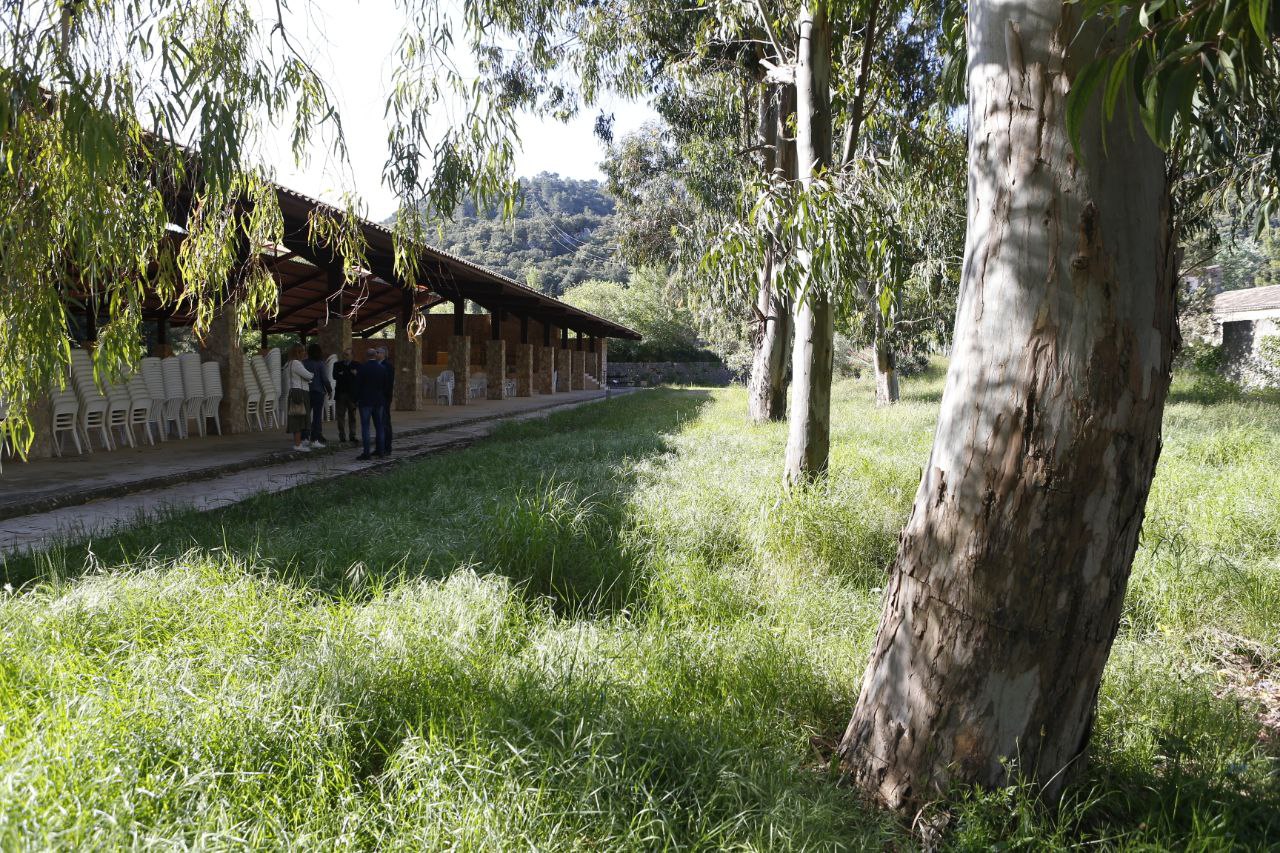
2;366;1278;849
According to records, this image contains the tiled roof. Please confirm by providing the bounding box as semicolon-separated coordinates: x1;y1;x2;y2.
1214;284;1280;315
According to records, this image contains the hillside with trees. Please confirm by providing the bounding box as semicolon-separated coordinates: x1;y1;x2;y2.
414;173;628;295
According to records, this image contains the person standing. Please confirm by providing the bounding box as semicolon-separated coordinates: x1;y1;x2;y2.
377;346;394;455
332;350;359;444
302;343;331;448
283;344;313;451
355;347;386;461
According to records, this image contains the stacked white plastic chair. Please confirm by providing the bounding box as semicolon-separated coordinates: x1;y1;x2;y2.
140;358;170;442
50;386;83;455
68;349;111;451
201;362;224;435
435;370;454;406
242;360;265;431
105;380;134;448
178;353;206;437
469;374;486;401
125;371;155;445
323;354;337;422
251;355;279;429
160;357;188;439
265;348;284;422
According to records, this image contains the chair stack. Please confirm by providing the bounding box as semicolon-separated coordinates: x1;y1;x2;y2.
178;353;206;437
251;355;279;429
323;354;337;421
105;380;134;449
435;371;454;406
140;358;169;442
265;348;283;419
243;360;265;431
201;362;224;435
125;371;155;446
160;357;189;439
68;349;111;451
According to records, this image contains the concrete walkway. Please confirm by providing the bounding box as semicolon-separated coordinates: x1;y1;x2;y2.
0;390;627;556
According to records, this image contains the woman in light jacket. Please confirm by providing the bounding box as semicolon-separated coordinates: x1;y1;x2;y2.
284;344;314;451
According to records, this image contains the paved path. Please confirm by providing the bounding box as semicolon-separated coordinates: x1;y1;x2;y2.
0;392;628;556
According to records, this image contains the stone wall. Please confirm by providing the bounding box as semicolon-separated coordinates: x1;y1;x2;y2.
607;361;734;387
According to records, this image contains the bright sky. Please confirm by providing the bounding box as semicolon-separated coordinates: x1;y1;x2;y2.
257;1;655;220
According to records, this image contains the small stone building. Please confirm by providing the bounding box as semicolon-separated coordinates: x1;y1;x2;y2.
1212;285;1280;378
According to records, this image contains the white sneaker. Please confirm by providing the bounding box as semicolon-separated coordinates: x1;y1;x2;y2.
294;443;312;452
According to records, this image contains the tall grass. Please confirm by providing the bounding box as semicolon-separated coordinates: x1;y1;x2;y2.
2;365;1278;849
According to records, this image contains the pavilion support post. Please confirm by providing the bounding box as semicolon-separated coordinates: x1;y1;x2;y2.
571;349;586;391
394;291;422;411
316;267;352;358
515;343;534;397
153;313;172;357
197;300;249;435
537;345;555;394
598;339;609;385
485;338;506;400
449;335;471;406
556;345;572;393
586;336;598;380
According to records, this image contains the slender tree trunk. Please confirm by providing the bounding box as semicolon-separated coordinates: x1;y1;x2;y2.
783;2;833;485
839;0;1176;810
749;83;793;423
872;297;898;406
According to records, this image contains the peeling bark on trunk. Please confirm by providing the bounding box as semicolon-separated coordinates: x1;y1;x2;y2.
783;3;834;485
839;0;1176;810
749;83;793;423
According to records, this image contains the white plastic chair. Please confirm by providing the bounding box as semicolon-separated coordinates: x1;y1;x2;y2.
264;348;283;419
242;360;264;431
178;353;206;436
435;370;454;406
469;374;486;401
68;352;111;451
105;382;133;448
504;378;516;397
323;354;337;422
251;355;279;429
51;387;83;456
160;357;188;439
140;357;169;442
125;372;155;446
201;362;224;435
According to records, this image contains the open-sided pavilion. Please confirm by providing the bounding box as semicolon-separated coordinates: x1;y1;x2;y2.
20;180;639;461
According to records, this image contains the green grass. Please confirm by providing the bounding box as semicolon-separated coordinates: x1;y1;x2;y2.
2;366;1278;850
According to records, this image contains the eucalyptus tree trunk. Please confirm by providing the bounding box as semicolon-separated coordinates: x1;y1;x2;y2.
872;298;898;406
748;84;793;423
782;2;834;485
838;0;1176;810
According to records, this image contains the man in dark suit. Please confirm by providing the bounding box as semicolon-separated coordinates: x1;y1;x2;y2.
377;346;394;454
332;350;359;444
355;348;386;460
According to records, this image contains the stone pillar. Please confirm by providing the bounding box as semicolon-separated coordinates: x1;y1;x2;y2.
394;324;422;411
537;346;555;394
449;335;471;405
571;350;586;390
199;300;249;434
515;344;534;397
555;347;572;392
486;339;506;400
316;314;352;360
599;339;608;386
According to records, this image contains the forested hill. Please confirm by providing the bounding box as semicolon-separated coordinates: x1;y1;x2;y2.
399;173;628;296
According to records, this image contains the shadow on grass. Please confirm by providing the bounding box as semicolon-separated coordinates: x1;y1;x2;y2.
2;389;713;617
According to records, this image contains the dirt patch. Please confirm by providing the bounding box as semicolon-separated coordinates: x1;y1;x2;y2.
1203;628;1280;750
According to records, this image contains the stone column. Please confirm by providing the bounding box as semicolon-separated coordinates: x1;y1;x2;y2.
199;300;249;434
555;347;572;392
515;344;534;397
599;339;609;386
316;314;352;360
449;335;471;405
394;325;422;411
571;350;586;390
486;339;506;400
537;346;555;394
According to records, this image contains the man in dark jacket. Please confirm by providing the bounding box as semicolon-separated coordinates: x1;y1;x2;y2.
302;344;332;447
377;346;394;454
332;351;359;444
355;348;386;460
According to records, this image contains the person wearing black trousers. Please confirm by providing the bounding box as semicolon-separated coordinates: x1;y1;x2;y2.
302;343;331;447
377;346;394;454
